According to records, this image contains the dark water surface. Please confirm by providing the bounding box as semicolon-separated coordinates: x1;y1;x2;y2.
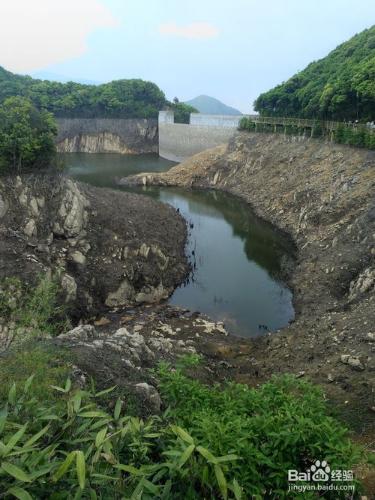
64;153;295;337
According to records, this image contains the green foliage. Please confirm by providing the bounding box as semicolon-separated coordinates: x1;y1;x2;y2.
0;97;57;173
254;25;375;121
0;68;168;119
238;117;375;149
0;275;69;351
0;346;71;403
0;362;369;499
0;379;242;499
157;365;367;498
171;102;198;124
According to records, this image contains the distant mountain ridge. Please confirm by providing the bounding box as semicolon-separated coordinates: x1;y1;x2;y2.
185;95;242;116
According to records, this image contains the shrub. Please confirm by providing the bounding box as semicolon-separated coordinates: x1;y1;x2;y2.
157;363;367;498
0;361;369;499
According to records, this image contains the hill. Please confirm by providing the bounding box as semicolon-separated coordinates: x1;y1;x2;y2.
254;25;375;121
185;95;242;115
0;65;167;119
30;70;102;85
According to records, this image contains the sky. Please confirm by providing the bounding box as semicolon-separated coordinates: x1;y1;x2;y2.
0;0;374;112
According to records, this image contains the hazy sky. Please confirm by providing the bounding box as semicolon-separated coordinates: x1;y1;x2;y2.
1;0;374;112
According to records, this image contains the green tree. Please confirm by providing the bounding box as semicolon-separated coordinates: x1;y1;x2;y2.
254;25;375;121
172;102;198;124
0;96;57;173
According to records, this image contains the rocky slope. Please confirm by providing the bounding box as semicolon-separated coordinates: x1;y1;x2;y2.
121;132;375;429
56;118;158;154
0;174;188;320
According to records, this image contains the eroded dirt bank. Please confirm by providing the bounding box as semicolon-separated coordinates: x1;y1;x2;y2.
0;174;188;320
120;132;375;430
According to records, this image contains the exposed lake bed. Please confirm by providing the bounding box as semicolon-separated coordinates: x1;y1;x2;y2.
64;152;295;337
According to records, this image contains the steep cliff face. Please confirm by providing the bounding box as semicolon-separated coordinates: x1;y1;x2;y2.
0;174;188;320
122;132;375;421
56;118;158;154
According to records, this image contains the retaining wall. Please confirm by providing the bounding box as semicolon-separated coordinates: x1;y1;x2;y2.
158;111;239;162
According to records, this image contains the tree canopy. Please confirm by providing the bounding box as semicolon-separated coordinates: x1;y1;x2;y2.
254;25;375;121
0;96;57;173
0;68;168;119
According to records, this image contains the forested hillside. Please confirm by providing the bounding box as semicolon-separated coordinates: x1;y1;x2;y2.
254;25;375;121
0;66;167;118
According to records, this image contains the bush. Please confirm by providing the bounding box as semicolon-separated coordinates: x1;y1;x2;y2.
0;97;57;173
158;364;366;498
0;359;369;499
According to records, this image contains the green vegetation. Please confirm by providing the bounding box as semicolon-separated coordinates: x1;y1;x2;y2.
0;66;167;119
239;116;375;150
0;275;69;351
0;276;371;497
0;352;369;498
0;97;57;173
254;25;375;121
171;102;198;124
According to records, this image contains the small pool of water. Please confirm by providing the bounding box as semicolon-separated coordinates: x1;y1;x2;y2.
63;153;295;337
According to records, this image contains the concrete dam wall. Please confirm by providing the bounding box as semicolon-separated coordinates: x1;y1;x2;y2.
159;111;241;162
56;118;158;154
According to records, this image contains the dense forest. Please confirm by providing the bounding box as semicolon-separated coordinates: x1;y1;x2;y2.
254;25;375;121
0;66;168;119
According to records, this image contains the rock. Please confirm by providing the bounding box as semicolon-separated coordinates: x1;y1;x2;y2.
23;219;37;238
0;194;8;218
57;179;89;238
61;274;77;302
134;382;161;413
58;325;96;343
366;332;375;343
349;267;375;300
94;317;111;326
70;250;86;265
29;197;39;216
340;354;365;371
105;279;135;307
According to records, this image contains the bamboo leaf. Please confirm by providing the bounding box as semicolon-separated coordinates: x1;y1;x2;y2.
6;486;33;500
178;444;195;468
8;383;16;405
170;425;194;444
53;451;76;481
95;386;117;397
115;464;143;476
216;454;240;463
95;427;107;448
196;446;218;464
1;462;32;482
78;411;108;419
114;399;122;420
65;378;72;393
231;479;242;500
23;375;35;394
4;423;28;454
76;450;86;490
214;464;227;499
23;424;50;448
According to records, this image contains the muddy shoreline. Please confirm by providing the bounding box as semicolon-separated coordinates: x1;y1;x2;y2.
120;132;375;431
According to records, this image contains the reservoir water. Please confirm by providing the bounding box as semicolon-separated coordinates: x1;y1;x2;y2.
64;153;294;337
